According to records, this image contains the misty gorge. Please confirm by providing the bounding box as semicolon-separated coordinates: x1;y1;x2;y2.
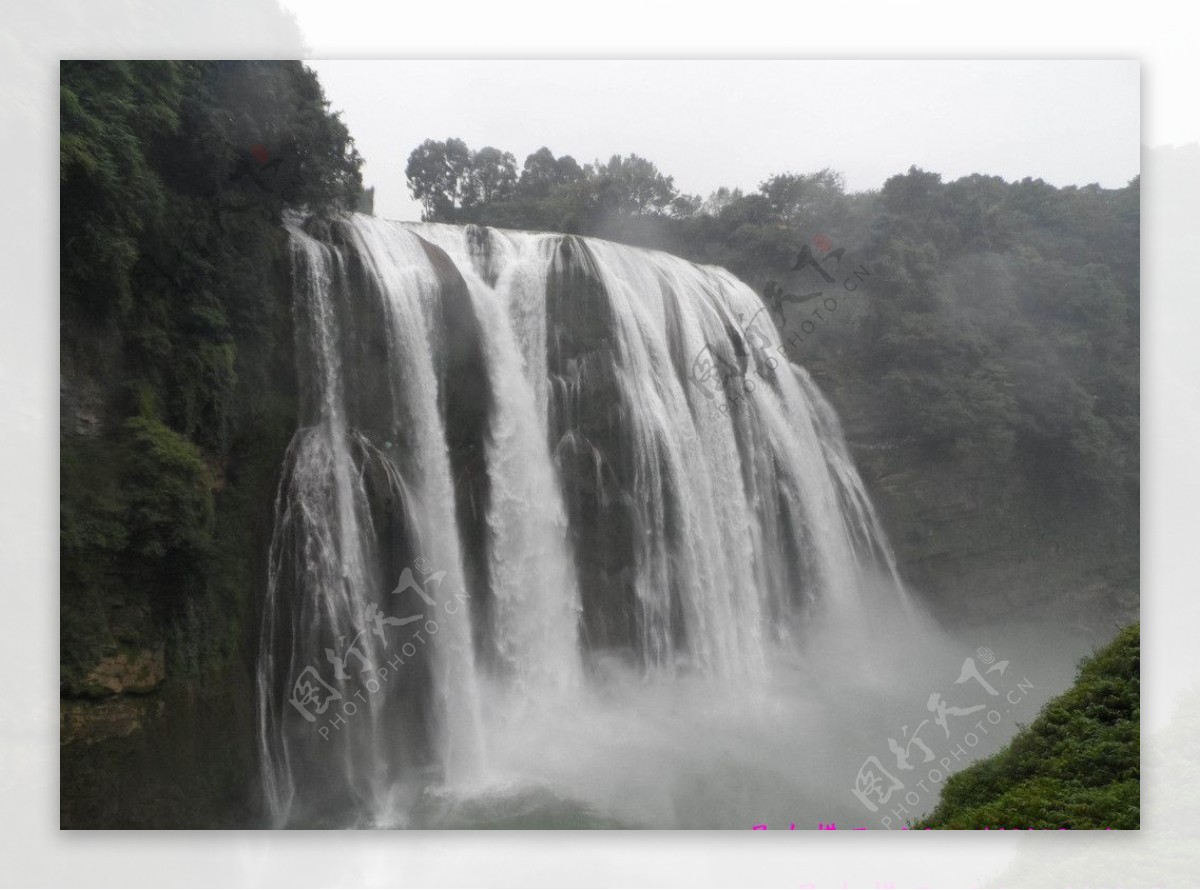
58;61;1139;831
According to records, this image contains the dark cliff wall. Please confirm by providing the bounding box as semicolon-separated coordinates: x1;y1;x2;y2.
837;402;1137;629
59;60;362;827
60;241;298;828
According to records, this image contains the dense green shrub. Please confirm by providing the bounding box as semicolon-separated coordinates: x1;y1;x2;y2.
916;624;1140;829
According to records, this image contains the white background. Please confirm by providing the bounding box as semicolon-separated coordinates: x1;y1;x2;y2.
1;1;1196;886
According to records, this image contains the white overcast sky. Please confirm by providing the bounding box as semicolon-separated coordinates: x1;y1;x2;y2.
302;60;1139;223
302;60;1142;223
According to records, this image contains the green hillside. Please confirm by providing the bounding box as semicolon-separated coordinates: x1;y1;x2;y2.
916;624;1139;829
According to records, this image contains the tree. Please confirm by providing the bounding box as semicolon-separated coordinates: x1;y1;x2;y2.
670;193;703;217
406;137;472;220
701;186;743;216
465;146;518;208
518;147;584;199
593;153;678;215
758;169;846;229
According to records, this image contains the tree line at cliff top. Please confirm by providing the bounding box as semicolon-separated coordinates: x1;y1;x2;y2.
406;137;1139;515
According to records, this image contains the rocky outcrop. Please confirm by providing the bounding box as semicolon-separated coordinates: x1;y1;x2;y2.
834;422;1137;630
60;697;164;746
81;646;165;696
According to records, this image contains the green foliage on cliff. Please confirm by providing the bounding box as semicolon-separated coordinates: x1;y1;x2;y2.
120;416;214;562
60;59;365;826
61;60;363;442
916;624;1140;830
60;59;363;687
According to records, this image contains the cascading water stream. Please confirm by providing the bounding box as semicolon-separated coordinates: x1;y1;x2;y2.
403;223;584;694
257;213;912;828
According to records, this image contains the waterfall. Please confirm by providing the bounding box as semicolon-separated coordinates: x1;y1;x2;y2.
257;214;909;827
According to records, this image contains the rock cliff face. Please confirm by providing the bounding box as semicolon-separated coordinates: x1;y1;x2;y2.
59;250;295;829
82;647;165;696
832;392;1137;631
60;647;167;749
